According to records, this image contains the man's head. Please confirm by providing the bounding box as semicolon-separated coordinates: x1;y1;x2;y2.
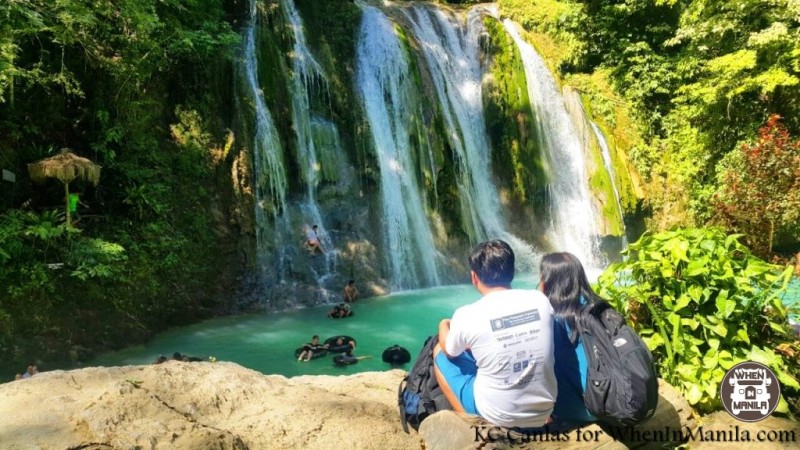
468;240;515;288
312;335;319;344
348;279;355;286
312;225;318;232
336;337;344;345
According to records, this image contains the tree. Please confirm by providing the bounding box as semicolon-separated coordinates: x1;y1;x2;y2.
713;115;800;255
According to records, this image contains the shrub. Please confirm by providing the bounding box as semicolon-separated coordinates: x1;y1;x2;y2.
596;227;799;414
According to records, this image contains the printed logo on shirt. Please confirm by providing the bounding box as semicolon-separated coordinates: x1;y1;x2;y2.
490;309;541;332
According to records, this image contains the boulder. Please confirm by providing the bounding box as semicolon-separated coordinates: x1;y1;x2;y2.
0;362;419;450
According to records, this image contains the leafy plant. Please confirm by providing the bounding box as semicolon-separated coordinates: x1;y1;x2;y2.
66;237;127;281
123;183;170;219
596;228;799;414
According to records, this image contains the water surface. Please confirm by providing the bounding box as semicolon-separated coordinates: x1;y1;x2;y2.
91;275;800;377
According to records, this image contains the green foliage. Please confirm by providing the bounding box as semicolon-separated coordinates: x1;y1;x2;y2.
713;115;800;256
0;0;241;378
0;0;238;104
498;0;586;71
482;17;545;205
67;238;127;281
596;228;799;414
500;0;800;246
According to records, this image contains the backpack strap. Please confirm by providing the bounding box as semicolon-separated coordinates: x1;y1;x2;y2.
398;375;410;433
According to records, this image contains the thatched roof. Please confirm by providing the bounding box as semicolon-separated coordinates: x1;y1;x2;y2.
27;149;101;185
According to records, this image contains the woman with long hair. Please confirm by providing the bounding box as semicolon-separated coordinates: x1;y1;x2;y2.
538;252;599;428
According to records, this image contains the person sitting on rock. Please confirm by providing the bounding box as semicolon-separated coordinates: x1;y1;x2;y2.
538;252;599;428
343;280;360;303
434;240;557;429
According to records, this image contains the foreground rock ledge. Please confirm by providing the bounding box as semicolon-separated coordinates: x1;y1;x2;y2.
3;363;798;450
0;362;420;450
419;380;799;450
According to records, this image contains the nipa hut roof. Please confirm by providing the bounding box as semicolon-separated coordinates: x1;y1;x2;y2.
27;149;101;185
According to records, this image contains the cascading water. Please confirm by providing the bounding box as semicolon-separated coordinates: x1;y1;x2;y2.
402;5;538;271
310;117;353;190
281;0;337;280
503;19;600;268
356;4;441;289
591;122;627;246
243;0;288;274
242;0;627;298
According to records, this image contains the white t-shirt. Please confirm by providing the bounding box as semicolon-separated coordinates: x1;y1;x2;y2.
445;289;556;428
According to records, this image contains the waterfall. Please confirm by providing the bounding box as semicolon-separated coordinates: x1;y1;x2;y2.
591;122;627;245
243;0;288;273
281;0;336;276
503;19;600;268
402;5;538;271
356;4;441;289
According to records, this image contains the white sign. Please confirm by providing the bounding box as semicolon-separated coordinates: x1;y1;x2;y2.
2;169;15;183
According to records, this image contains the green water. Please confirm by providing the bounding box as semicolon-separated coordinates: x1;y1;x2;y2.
92;278;534;377
90;275;800;378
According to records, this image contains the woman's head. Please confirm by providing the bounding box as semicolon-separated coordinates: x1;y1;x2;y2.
539;252;600;340
538;252;592;306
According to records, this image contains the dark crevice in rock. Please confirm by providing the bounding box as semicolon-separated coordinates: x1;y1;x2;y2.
67;443;113;450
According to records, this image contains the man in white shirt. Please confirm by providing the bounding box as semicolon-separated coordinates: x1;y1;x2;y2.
434;240;557;429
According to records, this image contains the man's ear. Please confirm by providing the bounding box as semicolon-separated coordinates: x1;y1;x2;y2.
470;271;479;287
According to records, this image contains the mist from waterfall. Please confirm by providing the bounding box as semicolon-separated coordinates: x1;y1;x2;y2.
503;19;600;267
356;4;441;289
402;5;538;271
243;0;288;273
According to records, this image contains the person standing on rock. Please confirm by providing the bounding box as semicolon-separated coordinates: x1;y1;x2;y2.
433;240;557;429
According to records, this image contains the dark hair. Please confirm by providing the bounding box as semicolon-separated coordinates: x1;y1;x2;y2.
348;279;355;285
539;252;604;343
468;240;515;287
312;224;318;230
312;335;319;340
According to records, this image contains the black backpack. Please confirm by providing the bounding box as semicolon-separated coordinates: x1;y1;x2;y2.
577;301;659;427
397;335;452;432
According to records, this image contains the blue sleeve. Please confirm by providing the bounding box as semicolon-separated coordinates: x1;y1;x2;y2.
552;318;595;425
